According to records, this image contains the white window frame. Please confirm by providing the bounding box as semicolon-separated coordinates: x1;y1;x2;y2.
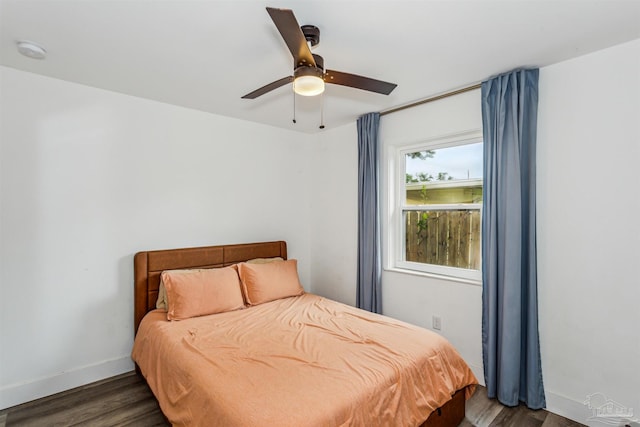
388;130;483;283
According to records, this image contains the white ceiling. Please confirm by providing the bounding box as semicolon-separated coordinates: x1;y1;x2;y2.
1;0;639;133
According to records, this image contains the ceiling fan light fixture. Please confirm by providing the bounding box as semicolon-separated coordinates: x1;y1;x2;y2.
293;67;325;96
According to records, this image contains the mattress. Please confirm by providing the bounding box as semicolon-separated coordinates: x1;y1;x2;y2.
132;293;476;426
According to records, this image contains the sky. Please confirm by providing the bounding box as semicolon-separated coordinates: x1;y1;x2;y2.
405;142;483;181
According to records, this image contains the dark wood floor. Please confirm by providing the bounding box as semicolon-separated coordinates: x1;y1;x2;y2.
0;372;584;426
460;386;584;427
0;373;167;427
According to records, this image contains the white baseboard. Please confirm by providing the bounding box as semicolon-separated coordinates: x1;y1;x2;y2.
545;390;639;427
545;390;595;425
465;372;626;427
0;356;134;410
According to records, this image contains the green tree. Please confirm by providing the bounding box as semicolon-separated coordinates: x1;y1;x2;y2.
407;150;435;160
406;173;418;183
416;172;434;182
407;150;455;183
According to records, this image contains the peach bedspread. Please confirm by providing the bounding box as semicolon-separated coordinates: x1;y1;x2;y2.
132;293;476;427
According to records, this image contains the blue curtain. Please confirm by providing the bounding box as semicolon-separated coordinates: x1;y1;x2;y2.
356;112;382;314
481;69;545;409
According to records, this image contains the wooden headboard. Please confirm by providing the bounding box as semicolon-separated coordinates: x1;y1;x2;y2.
133;241;287;334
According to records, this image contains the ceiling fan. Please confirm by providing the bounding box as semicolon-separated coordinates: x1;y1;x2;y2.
241;7;397;99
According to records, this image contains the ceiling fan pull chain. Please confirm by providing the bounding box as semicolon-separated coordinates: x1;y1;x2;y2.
292;91;297;124
319;92;325;130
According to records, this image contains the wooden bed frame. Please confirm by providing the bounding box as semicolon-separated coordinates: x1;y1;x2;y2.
133;240;466;427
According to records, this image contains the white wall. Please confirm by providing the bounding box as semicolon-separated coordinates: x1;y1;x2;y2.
537;39;640;424
309;123;359;306
0;66;312;409
310;39;640;425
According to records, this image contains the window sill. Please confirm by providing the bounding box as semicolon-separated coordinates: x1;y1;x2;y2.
383;266;482;287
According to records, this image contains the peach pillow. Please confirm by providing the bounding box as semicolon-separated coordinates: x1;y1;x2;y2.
156;268;207;310
238;259;304;305
162;266;244;320
156;260;282;309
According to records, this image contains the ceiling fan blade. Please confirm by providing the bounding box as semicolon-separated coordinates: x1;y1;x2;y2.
325;70;397;95
266;7;316;68
241;76;293;99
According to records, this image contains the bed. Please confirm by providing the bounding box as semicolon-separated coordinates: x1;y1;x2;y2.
132;241;477;426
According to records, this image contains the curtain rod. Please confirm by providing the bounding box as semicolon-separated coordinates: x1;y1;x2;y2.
380;83;482;116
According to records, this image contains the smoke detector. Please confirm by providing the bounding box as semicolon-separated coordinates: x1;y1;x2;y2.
16;41;46;59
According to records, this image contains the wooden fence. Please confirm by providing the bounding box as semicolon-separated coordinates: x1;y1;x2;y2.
405;210;481;270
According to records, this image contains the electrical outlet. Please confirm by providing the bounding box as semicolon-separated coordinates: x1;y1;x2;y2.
432;315;441;330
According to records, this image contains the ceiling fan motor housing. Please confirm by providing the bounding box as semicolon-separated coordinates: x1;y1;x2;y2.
312;54;324;71
301;25;320;47
294;54;324;74
294;64;323;80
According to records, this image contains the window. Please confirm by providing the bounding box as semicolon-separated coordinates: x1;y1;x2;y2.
392;132;483;281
